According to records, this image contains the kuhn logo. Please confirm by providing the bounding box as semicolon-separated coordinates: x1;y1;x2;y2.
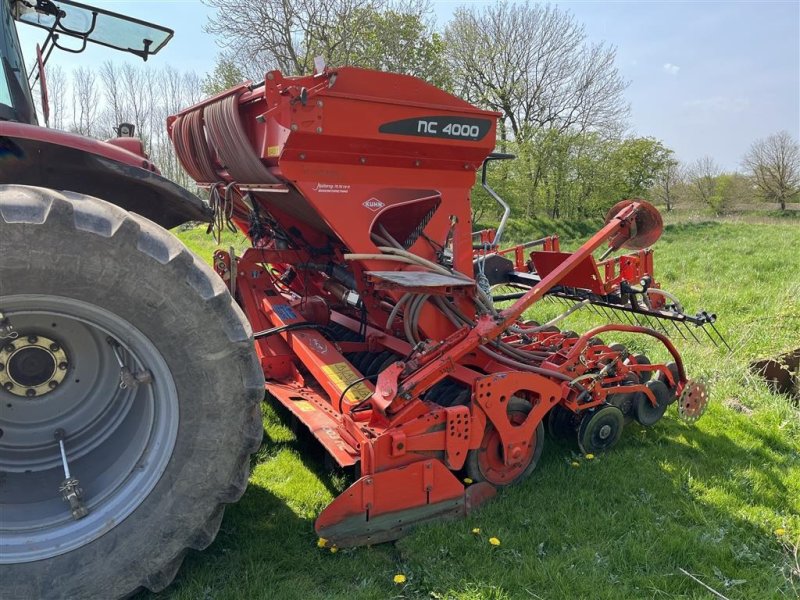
362;198;385;211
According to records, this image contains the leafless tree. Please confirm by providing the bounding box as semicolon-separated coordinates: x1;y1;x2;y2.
204;0;386;76
45;64;68;130
71;67;99;137
652;156;681;211
444;2;629;142
742;130;800;211
685;157;721;206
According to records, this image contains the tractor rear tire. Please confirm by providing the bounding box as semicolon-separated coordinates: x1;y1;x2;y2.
0;186;264;599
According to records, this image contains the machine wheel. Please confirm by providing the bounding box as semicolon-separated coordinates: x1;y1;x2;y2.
465;397;544;486
634;380;671;426
577;405;624;453
0;186;264;600
546;404;577;439
626;353;652;382
655;361;681;404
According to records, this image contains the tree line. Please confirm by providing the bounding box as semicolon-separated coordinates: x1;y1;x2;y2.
45;1;799;220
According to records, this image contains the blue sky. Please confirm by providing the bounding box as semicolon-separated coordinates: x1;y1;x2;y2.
17;0;800;171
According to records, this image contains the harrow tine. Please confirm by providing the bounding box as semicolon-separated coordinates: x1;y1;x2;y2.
671;319;688;341
700;323;719;347
598;305;615;322
619;310;638;327
588;303;604;317
683;321;702;343
709;322;732;352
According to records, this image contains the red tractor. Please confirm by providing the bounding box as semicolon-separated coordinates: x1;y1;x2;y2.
0;2;722;599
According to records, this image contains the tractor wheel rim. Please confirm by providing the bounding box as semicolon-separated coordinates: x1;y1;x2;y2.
0;295;179;564
477;410;532;485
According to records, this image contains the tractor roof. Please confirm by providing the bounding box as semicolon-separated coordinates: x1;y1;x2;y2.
10;0;173;61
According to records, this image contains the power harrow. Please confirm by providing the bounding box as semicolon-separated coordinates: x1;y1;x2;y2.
169;65;722;548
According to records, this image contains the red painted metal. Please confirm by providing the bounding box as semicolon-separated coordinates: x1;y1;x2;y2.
168;65;709;548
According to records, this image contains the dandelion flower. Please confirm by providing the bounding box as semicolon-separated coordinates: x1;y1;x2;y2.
489;537;501;546
329;546;338;553
317;538;327;548
775;528;786;536
393;574;407;584
463;477;474;484
472;528;481;534
571;461;580;468
585;453;595;460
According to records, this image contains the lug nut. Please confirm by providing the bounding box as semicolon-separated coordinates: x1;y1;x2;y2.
3;344;14;353
26;389;36;397
50;343;60;352
58;362;69;370
27;335;38;343
3;382;13;391
49;381;59;389
0;362;4;371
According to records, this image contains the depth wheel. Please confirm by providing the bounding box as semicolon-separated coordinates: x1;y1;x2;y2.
577;405;624;453
0;186;264;599
634;379;671;426
465;397;544;487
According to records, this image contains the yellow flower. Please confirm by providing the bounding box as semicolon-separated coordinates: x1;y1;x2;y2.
329;546;338;553
489;537;501;546
317;538;327;548
585;453;595;460
775;528;786;536
393;574;407;584
472;527;481;534
571;461;580;468
463;477;474;484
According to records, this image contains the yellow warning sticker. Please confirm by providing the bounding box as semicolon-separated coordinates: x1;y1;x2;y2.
267;145;281;157
294;400;316;413
321;362;373;403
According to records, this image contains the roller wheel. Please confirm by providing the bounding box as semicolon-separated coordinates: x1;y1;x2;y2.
626;353;652;382
655;361;681;404
465;397;544;486
546;404;577;439
634;379;671;426
577;405;624;453
0;186;264;599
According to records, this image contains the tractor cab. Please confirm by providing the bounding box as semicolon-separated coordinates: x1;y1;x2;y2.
1;0;172;125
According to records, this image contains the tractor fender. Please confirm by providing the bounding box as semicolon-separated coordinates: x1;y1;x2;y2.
0;122;210;228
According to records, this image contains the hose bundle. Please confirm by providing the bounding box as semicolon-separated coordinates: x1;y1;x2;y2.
205;93;279;184
171;109;218;183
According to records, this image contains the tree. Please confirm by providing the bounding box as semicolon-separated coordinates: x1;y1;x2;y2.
71;67;99;137
203;0;447;83
444;2;629;143
742;131;800;211
651;153;680;211
686;156;721;209
202;56;247;96
607;137;672;199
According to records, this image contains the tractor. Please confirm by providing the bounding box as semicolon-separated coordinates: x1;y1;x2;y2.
0;1;722;599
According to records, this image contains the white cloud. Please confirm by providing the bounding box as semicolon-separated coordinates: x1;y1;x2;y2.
683;96;751;113
663;63;680;75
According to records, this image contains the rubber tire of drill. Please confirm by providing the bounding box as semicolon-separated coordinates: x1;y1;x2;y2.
0;186;264;600
465;397;544;487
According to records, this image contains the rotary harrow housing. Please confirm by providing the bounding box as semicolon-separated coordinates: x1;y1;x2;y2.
169;66;720;547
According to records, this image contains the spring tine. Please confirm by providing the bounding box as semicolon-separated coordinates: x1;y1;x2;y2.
588;303;604;317
620;310;638;327
653;316;672;337
683;321;702;343
600;305;616;322
700;323;719;347
709;322;732;351
671;319;688;341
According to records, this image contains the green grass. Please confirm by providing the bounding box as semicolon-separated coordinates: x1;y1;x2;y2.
146;218;799;600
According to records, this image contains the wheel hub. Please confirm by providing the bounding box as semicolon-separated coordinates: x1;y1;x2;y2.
0;295;179;564
1;335;68;398
598;424;612;439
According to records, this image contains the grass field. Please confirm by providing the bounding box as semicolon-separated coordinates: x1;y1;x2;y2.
145;215;799;600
